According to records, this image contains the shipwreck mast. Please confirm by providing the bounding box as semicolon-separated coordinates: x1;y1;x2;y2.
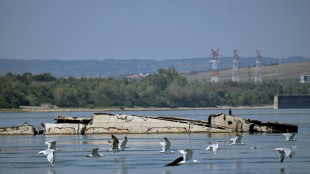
211;49;220;82
232;49;239;82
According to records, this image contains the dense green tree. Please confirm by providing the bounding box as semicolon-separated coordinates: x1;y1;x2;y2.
1;69;309;108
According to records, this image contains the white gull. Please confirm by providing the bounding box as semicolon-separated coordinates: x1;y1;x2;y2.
282;133;296;141
107;135;120;153
118;136;129;150
165;148;199;166
38;149;56;166
274;147;292;163
45;140;59;151
86;148;103;158
229;135;244;146
160;137;175;153
205;144;219;154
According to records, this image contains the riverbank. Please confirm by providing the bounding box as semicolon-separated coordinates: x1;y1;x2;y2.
1;105;273;112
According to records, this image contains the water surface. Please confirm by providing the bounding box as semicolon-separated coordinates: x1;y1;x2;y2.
0;109;309;174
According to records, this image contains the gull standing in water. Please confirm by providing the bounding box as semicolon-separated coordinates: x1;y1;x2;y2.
275;147;292;163
38;149;56;166
229;135;244;146
282;133;296;141
107;135;120;153
86;148;103;158
205;144;219;154
165;148;199;166
118;136;129;150
160;137;175;153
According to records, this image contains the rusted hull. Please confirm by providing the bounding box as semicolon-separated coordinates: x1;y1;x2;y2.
208;113;298;133
42;123;87;135
84;113;230;134
41;113;298;135
0;122;35;135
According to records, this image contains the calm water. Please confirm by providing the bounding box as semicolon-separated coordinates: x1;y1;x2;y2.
0;109;310;174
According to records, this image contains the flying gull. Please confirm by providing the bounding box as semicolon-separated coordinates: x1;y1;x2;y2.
86;148;103;158
205;144;219;154
229;135;244;146
118;136;129;150
45;140;59;151
250;146;257;150
282;133;296;141
160;137;175;153
165;148;200;166
107;135;120;153
274;147;292;163
38;149;56;166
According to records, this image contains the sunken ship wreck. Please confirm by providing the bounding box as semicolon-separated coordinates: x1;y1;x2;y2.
40;113;298;135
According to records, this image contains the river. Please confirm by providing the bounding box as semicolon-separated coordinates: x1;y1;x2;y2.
0;108;309;174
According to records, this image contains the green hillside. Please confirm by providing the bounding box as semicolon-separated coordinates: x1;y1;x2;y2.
185;61;310;82
1;57;309;78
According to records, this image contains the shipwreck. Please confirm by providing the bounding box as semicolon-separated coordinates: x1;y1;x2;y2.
0;122;37;135
40;113;298;135
0;113;298;135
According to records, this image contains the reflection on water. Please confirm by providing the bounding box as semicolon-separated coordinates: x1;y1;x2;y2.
207;162;219;170
114;158;127;174
0;109;310;174
47;169;56;174
162;170;171;174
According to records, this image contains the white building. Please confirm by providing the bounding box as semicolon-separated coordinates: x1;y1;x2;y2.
300;74;310;83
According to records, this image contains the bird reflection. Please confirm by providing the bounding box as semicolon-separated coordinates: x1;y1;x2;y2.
280;168;285;174
207;163;219;170
47;169;56;174
234;160;242;169
114;158;127;174
162;170;171;174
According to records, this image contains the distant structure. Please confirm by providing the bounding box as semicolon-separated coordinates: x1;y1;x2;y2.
232;50;239;82
211;49;220;82
126;73;149;80
248;64;251;82
274;95;310;109
300;74;310;83
255;50;262;84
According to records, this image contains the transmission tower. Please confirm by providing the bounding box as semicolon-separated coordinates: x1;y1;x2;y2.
232;49;239;82
211;49;220;82
255;50;262;84
248;64;251;82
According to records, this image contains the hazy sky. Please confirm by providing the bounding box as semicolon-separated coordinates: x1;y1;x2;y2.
1;0;310;60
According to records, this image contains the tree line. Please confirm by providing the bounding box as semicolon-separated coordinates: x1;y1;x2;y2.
0;68;309;108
